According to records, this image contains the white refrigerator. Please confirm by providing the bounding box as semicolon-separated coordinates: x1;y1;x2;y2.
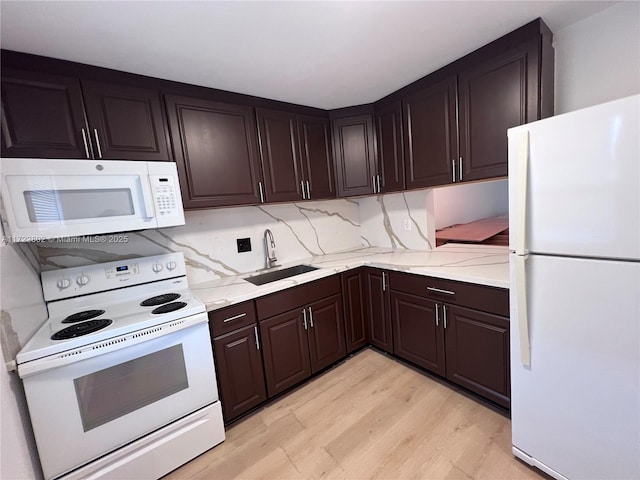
508;95;640;480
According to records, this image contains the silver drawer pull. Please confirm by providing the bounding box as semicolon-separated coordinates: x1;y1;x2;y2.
254;326;260;350
222;312;247;323
426;286;455;295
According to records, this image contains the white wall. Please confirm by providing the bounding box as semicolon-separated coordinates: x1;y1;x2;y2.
0;243;45;480
554;1;640;114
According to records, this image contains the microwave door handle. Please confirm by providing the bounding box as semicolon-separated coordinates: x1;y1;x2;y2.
140;178;156;219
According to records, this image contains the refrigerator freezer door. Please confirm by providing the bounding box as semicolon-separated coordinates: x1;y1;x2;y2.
508;95;640;261
510;254;640;480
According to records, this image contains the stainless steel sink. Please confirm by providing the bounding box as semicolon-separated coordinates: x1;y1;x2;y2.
244;264;319;286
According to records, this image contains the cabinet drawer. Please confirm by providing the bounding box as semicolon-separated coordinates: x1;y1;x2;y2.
256;275;340;320
208;300;257;337
388;271;508;316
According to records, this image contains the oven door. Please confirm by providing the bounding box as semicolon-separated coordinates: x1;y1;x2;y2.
20;316;218;480
1;158;158;240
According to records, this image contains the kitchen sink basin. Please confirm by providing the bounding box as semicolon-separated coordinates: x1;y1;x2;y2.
244;265;319;286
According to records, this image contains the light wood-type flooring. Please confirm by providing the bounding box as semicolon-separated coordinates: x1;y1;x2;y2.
165;348;544;480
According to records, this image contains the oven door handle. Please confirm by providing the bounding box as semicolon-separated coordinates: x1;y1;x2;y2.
17;312;207;378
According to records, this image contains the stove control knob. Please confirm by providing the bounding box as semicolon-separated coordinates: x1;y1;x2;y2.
76;274;90;286
56;278;71;290
166;261;177;271
152;263;163;273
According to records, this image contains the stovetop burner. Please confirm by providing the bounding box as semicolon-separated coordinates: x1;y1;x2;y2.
51;319;113;341
151;302;187;314
140;293;181;307
62;309;106;324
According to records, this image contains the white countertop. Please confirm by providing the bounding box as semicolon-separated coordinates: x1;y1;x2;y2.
191;244;510;313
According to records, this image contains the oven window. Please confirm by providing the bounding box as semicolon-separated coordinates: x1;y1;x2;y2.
24;188;134;222
74;345;189;432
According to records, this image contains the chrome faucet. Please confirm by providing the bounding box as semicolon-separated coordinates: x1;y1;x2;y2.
264;229;278;269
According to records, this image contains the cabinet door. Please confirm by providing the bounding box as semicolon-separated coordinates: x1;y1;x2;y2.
165;95;262;208
307;294;346;373
364;269;393;353
332;115;377;197
444;305;510;407
390;290;445;376
1;69;88;159
213;324;267;422
341;269;368;353
81;80;171;161
374;101;405;193
256;108;303;202
458;41;538;181
402;75;457;188
259;309;311;397
297;114;335;200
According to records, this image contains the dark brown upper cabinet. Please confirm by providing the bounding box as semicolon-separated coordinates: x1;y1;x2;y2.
402;75;458;189
457;39;546;182
165;95;263;209
81;80;170;161
256;108;303;202
297;114;335;200
374;101;405;193
1;68;170;161
1;69;90;159
332;112;377;197
256;109;334;202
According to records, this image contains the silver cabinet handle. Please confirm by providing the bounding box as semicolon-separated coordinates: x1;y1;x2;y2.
254;326;260;350
81;128;91;158
372;176;377;193
308;306;314;328
459;156;463;181
443;305;448;329
302;308;308;330
93;128;103;159
376;174;381;193
223;312;247;323
382;271;387;291
305;180;310;200
426;286;455;295
258;181;265;203
300;180;306;199
435;303;439;327
452;159;456;183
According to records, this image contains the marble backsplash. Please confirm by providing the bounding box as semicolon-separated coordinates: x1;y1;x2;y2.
33;192;437;285
356;190;435;250
35;199;364;284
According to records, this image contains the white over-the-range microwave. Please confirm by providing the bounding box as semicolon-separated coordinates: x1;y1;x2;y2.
0;158;185;242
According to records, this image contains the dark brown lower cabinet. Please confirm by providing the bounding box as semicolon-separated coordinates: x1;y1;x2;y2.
341;269;368;353
390;291;445;376
307;294;347;373
444;305;510;408
389;270;510;408
213;324;267;422
364;268;393;353
260;309;312;397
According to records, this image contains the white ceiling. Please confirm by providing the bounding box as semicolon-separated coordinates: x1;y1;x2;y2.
0;1;617;109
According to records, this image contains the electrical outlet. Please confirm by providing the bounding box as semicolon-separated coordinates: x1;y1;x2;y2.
403;219;412;231
236;238;251;253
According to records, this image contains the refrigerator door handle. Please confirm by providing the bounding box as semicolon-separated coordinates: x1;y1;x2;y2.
515;254;531;367
515;130;529;256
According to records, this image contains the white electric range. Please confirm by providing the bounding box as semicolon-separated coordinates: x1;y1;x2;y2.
16;252;225;480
